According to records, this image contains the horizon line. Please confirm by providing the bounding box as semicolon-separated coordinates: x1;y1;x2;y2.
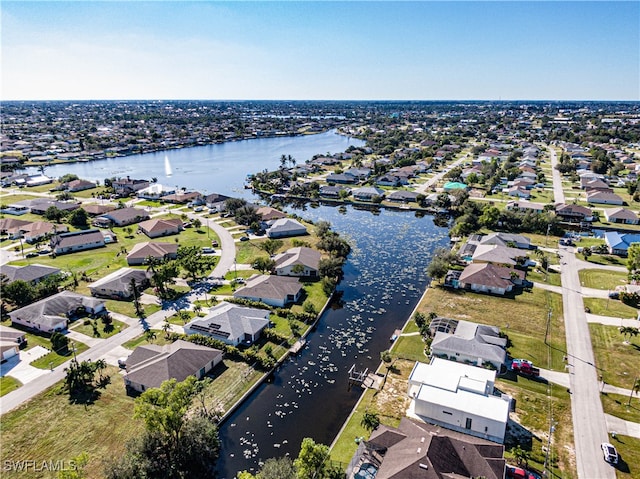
2;98;639;103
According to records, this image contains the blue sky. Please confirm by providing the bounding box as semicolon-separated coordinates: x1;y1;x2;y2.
1;1;638;101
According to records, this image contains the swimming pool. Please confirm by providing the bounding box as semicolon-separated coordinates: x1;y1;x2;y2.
354;462;378;479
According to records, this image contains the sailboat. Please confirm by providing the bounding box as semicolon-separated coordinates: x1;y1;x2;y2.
164;155;173;177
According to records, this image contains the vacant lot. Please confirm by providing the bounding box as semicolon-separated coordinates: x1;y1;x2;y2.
579;269;628;290
583;297;638;319
589;323;640;389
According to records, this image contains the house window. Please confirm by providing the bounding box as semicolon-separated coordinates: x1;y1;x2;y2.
442;410;453;415
465;418;472;429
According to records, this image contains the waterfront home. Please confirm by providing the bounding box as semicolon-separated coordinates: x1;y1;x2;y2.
604;231;640;256
64;179;96;192
9;291;106;334
505;200;545;214
204;193;231;212
457;263;526;295
50;229;107;255
93;207;150;227
375;175;403;187
428;318;507;370
26;174;53;187
604;207;639;224
136;183;176;200
471;244;532;267
319;185;349;198
0;264;61;285
27;198;80;215
407;358;511;443
112;177;150;197
126;241;178;265
233;274;302;307
555;203;593;222
273;247;321;277
161;190;202;204
137;217;183;238
387;190;420;203
326;172;357;184
478;232;533;250
88;267;150;300
123;340;223;394
347;417;505;479
344;167;372;180
256;206;287;222
266;218;307;238
352;186;385;202
184;301;270;346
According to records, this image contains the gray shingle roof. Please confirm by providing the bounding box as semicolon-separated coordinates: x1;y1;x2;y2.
233;275;302;302
185;302;269;342
273;247;321;272
0;264;60;283
9;291;105;329
88;267;149;296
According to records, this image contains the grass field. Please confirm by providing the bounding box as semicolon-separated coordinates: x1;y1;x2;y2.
30;339;90;369
583;298;638;319
584;255;627;267
589;323;640;389
579;269;629;290
0;366;140;479
601;392;640;424
613;435;640;479
527;268;562;287
69;318;128;339
0;376;22;396
417;286;566;370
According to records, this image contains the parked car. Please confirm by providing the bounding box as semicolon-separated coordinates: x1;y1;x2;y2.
26;252;38;258
194;206;203;212
239;236;250;242
201;247;215;254
608;291;619;299
510;359;540;377
601;442;618;464
506;465;541;479
211;240;219;247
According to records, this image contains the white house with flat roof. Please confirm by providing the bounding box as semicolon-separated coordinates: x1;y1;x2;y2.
407;358;511;443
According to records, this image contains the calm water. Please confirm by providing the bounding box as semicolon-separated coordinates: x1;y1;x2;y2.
216;205;449;478
27;130;363;198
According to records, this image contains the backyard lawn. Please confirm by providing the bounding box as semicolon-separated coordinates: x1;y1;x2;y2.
589;323;640;389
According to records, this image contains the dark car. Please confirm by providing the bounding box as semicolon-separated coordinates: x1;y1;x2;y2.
239;236;250;242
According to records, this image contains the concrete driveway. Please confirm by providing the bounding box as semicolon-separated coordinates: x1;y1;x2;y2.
1;346;51;384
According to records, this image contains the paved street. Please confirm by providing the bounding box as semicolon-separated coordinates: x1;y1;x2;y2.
548;145;566;205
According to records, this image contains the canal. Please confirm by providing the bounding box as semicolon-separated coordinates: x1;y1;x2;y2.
215;205;449;477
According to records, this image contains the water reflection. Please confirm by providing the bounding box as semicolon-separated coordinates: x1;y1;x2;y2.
215;205;449;478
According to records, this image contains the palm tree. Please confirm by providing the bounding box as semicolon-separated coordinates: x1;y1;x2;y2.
162;320;172;339
360;411;380;431
193;304;203;317
619;326;639;343
145;329;157;343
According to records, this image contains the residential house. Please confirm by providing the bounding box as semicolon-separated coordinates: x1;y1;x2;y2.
0;325;27;361
457;263;526;295
136;183;176;200
428;318;507;370
375;175;403;187
204;193;231;212
604;207;639;225
506;186;531;199
27;199;80;215
581;177;609;190
266;218;307;238
0;203;29;216
50;229;107;255
347;418;505;479
352;187;385;202
0;218;34;238
137;217;183;238
88;267;150;300
479;232;533;250
273;247;321;277
555;204;593;222
344;167;372;180
604;231;640;256
94;207;150;227
112;177;150;196
387;190;420;203
326;173;357;184
184;301;270;346
256;206;287;222
505;200;545;214
407;358;511;443
123;340;223;394
19;221;68;244
160;190;201;204
64;179;96;192
233;274;303;307
586;190;624;205
319;185;349;198
9;291;106;334
82;204;116;216
126;242;178;265
471;244;532;267
0;264;61;284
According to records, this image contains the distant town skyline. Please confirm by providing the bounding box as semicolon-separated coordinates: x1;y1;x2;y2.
1;1;638;102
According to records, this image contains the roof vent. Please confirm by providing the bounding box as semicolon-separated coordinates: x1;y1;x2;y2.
419;463;429;470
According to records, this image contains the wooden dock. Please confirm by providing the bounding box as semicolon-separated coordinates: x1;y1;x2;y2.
289;339;307;355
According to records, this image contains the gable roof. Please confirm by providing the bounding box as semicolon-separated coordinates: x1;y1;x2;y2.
604;207;638;221
256;206;287;221
52;229;105;249
137;217;183;235
127;242;178;261
88;267;149;295
185;301;270;342
101;207;150;224
0;264;61;283
124;339;223;390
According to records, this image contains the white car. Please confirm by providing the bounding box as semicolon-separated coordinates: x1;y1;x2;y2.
601;442;618;465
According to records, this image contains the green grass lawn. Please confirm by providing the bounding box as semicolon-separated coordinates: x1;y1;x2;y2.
583;298;638;319
585;254;627;267
0;366;140;479
121;332;173;350
589;323;640;389
69;318;128;338
417;286;566;370
30;340;90;369
392;334;428;362
601;392;640;424
498;376;574;478
579;269;629;290
612;435;640;479
0;376;22;396
104;299;161;318
527;268;562;287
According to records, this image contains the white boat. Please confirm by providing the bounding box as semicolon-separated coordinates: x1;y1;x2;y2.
164;155;173;177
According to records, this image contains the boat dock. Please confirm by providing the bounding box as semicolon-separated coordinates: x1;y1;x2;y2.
289;339;307;355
